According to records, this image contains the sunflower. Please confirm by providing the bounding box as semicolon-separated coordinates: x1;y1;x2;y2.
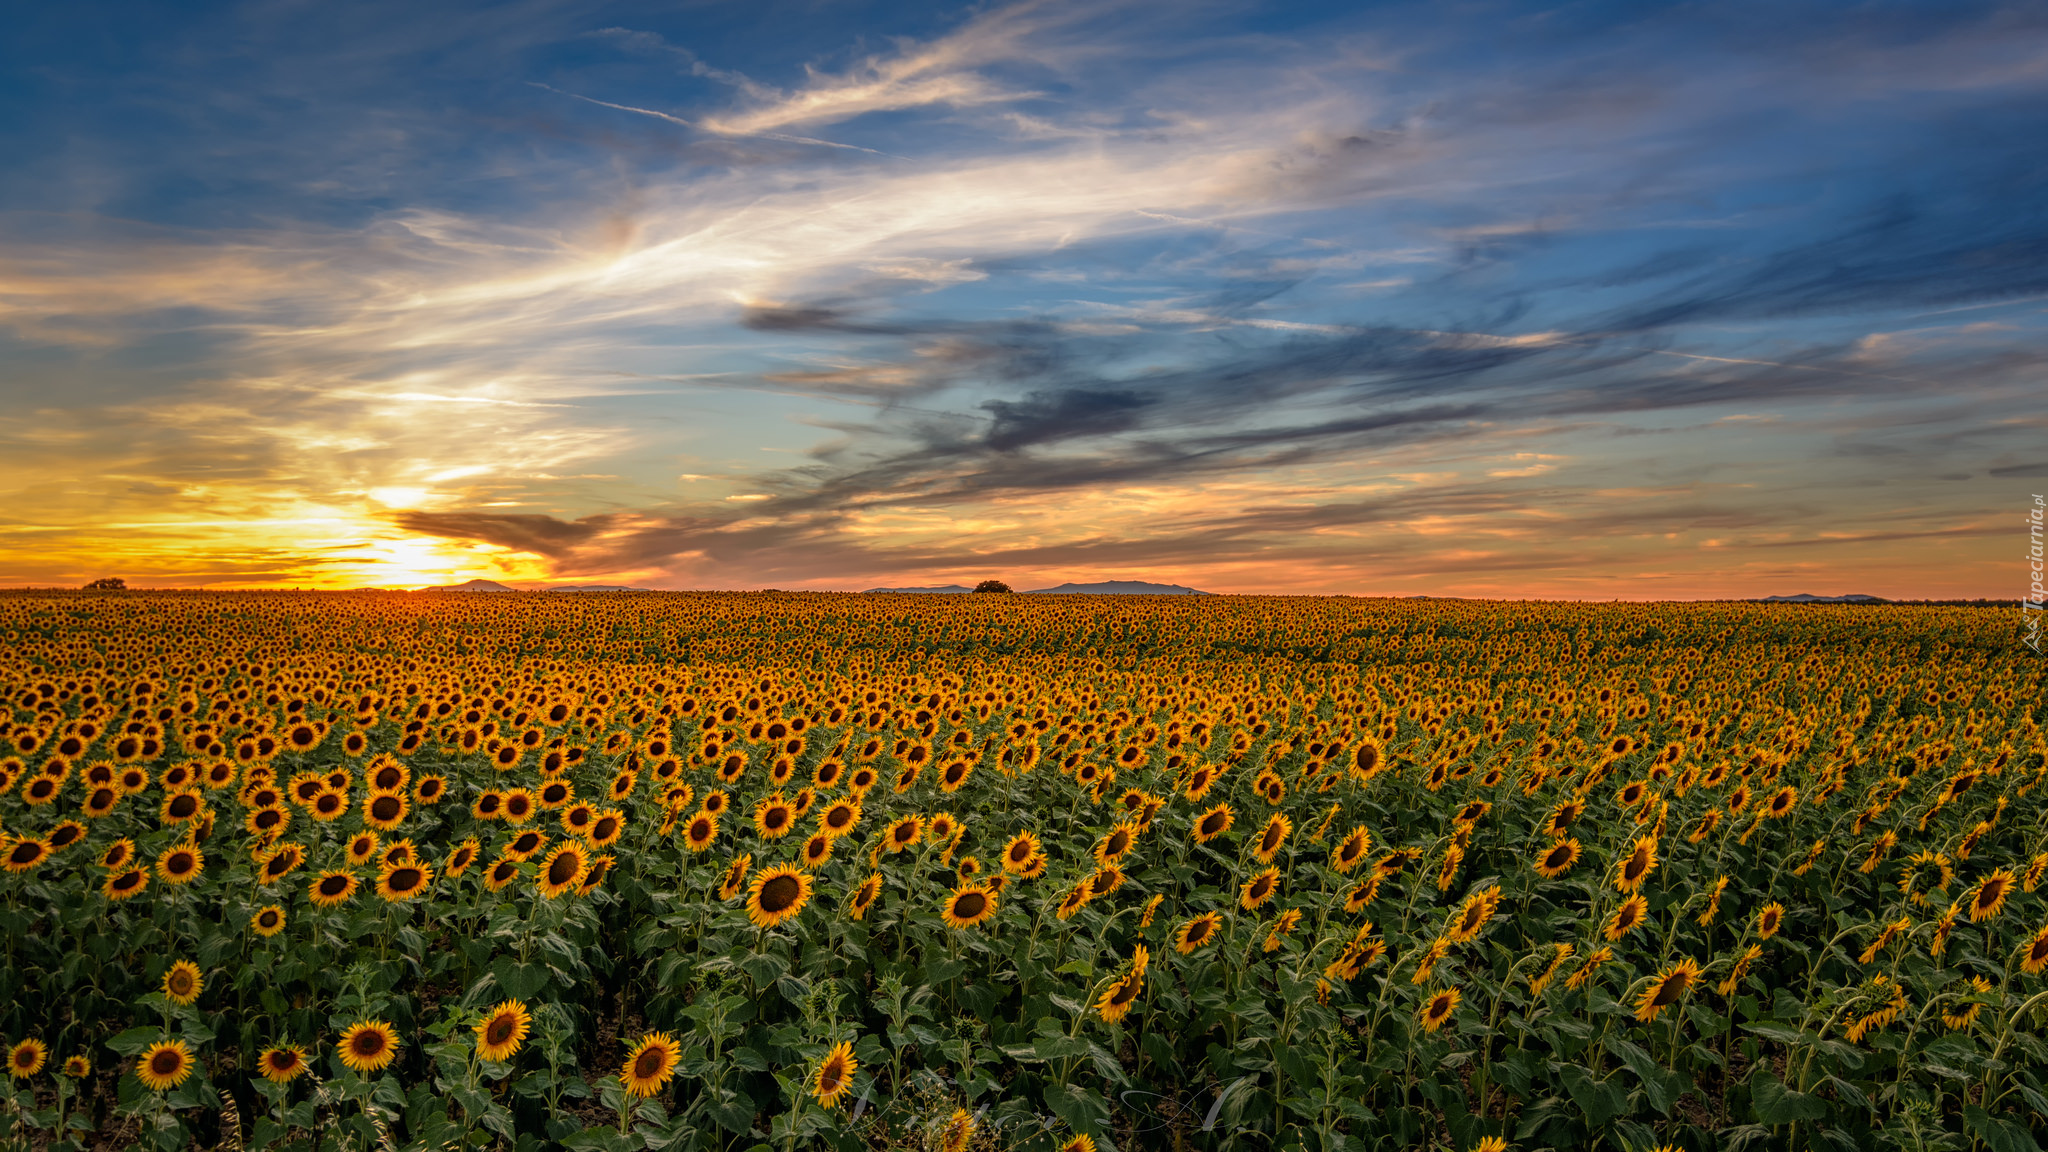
2023;924;2048;976
484;859;520;892
748;865;814;928
99;838;136;869
1342;876;1381;914
719;853;753;900
561;802;597;836
136;1040;194;1092
1331;826;1373;873
4;836;51;873
683;812;719;852
1411;936;1451;984
620;1033;681;1098
158;787;204;824
345;833;381;867
1002;832;1042;874
1096;967;1145;1023
1446;885;1501;944
1094;822;1138;864
884;815;924;853
251;904;286;937
362;790;410;831
578;854;615;895
84;786;120;817
1968;869;2015;923
310;790;348;821
1763;785;1798;819
156;843;203;885
1253;813;1292;863
1633;957;1700;1023
61;1055;90;1079
817;799;861;839
813;1039;858;1108
474;1000;531;1062
8;1039;46;1078
800;832;834;869
537;842;589;899
1175;911;1223;954
472;791;506;821
503;830;547;862
337;1020;399;1074
941;882;998;929
1534;838;1580;878
587;809;625;848
1418;987;1461;1033
847;873;882;921
309;870;358;908
1940;976;1992;1030
376;860;432;902
104;868;148;900
1542;800;1584;839
1715;943;1762;997
1529;943;1574;997
1239;866;1281;911
257;1045;309;1084
1192;803;1234;844
1551;944;1610;993
1757;901;1785;939
936;1108;976;1152
1604;894;1649;941
1616;836;1658;892
753;793;798;839
1264;907;1303;952
445;837;481;877
1056;882;1093;921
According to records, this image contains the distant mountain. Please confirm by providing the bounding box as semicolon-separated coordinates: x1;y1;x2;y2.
415;578;514;592
1027;581;1211;595
862;584;975;594
1757;593;1888;603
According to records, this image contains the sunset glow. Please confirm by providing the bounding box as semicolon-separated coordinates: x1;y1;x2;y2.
2;1;2040;595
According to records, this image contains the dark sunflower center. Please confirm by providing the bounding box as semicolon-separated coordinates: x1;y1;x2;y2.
1201;814;1226;835
548;854;581;884
1109;979;1140;1006
765;808;789;829
1545;846;1571;868
375;770;400;789
508;797;531;815
151;1051;181;1075
114;871;142;890
1262;828;1281;852
170;795;197;818
269;1052;297;1070
494;863;516;881
953;892;987;918
320;876;349;895
632;1048;664;1078
10;842;39;863
371;796;401;820
1252;877;1273;898
820;1063;844;1091
1652;973;1690;1005
760;874;801;912
168;852;195;873
595;818;618;838
1108;832;1129;854
1189;922;1211;943
390;868;423;892
352;1033;384;1056
486;1017;516;1045
514;833;540;853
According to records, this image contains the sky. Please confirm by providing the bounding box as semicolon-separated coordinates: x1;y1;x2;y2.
1;0;2043;597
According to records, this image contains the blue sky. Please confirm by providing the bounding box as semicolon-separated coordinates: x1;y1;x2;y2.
1;0;2042;594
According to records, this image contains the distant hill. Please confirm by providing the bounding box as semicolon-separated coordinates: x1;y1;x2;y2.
415;579;514;592
537;584;652;592
1027;581;1210;596
1757;593;1888;604
862;585;975;594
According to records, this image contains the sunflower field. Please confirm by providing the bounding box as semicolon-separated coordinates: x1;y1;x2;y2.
0;589;2043;1152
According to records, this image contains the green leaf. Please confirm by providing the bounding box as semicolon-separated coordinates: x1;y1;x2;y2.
1558;1064;1628;1129
1964;1106;2043;1152
492;957;549;1001
1750;1071;1826;1126
104;1028;162;1057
